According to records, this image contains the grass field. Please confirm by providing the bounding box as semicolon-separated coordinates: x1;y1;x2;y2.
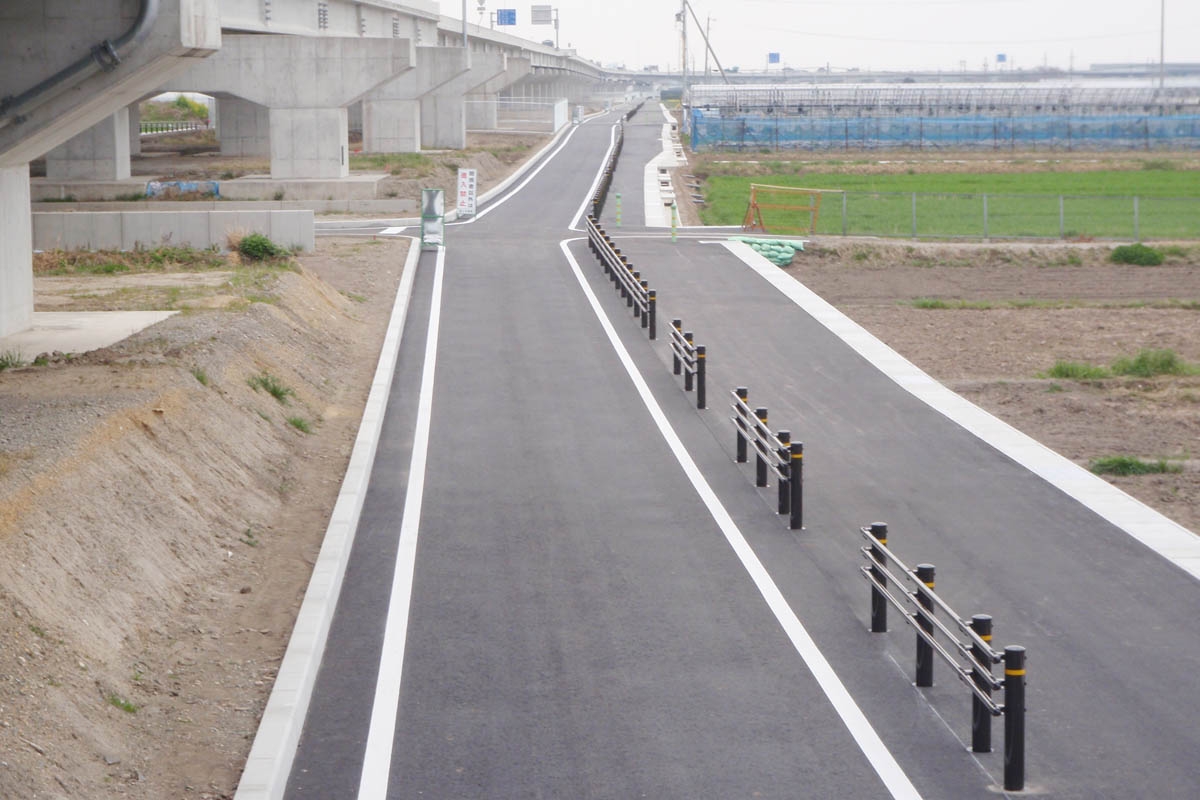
700;169;1200;239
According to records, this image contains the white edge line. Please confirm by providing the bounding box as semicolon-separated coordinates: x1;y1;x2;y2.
451;124;582;225
568;123;621;232
723;240;1200;580
559;238;924;800
234;237;424;800
356;246;446;800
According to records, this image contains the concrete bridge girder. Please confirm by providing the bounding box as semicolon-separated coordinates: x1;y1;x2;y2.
465;57;533;132
178;34;415;178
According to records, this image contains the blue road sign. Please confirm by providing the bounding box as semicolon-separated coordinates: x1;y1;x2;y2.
768;52;781;64
497;8;516;25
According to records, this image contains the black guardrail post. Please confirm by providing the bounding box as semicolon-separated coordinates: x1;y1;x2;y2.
672;320;683;374
648;291;657;340
789;442;803;529
683;333;695;391
868;522;888;631
1004;646;1026;791
735;388;748;462
776;431;791;514
629;271;639;309
695;345;706;409
971;614;994;753
640;280;650;329
754;407;769;487
915;563;936;687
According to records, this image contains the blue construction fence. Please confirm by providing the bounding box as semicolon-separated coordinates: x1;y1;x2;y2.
689;110;1200;151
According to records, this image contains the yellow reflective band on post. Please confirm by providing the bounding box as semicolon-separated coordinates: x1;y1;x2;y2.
878;538;887;546
924;581;935;589
698;352;706;359
981;634;993;642
792;453;803;460
1005;668;1026;676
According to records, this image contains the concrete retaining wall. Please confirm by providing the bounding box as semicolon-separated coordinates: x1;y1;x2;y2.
32;210;315;253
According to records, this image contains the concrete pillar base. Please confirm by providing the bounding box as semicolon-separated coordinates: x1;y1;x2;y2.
0;166;34;338
44;110;132;181
420;94;466;150
362;98;421;153
219;97;271;158
128;103;142;157
269;108;349;179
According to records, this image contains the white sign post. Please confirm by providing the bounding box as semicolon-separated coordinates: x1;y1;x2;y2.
456;168;477;218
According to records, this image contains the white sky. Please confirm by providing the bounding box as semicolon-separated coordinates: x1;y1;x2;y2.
441;0;1200;74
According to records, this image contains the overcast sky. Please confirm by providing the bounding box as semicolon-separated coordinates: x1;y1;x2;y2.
441;0;1199;74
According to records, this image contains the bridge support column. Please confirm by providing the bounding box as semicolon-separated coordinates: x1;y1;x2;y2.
128;102;142;157
44;109;132;181
465;93;498;130
269;107;350;179
0;166;33;339
218;96;270;158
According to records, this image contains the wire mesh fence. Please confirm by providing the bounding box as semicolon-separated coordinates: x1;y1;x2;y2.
761;191;1200;240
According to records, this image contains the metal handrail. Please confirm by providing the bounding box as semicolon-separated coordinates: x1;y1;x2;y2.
585;215;656;340
668;320;705;408
729;388;802;529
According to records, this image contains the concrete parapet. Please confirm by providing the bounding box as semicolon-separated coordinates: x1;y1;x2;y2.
32;210;316;253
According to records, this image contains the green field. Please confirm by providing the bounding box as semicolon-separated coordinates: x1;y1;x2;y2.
699;170;1200;239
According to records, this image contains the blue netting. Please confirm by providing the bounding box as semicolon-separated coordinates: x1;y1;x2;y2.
690;110;1200;151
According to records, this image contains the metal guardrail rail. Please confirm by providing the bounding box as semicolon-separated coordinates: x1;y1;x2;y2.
139;120;210;134
590;122;624;219
858;522;1026;791
730;387;803;530
585;216;657;339
668;319;705;408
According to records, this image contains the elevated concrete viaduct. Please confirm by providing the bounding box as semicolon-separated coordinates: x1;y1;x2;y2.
1;0;611;338
0;0;220;338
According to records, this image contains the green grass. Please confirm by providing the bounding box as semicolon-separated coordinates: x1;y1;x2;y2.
699;170;1200;239
1042;361;1111;380
1110;349;1198;377
350;152;433;175
1089;455;1183;476
247;372;294;404
191;366;210;386
107;694;138;714
0;350;25;371
910;298;994;310
1110;243;1164;265
286;416;313;434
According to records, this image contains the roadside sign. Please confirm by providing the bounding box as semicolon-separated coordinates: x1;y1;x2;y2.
496;8;516;25
456;168;477;217
421;188;444;249
531;4;553;24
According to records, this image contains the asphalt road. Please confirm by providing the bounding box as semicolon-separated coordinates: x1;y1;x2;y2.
283;111;1200;799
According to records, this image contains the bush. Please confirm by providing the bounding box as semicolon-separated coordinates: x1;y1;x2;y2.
1090;456;1182;476
238;233;285;261
1110;243;1163;266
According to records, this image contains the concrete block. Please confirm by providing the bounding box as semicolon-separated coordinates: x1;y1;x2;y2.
63;211;121;250
269;210;316;253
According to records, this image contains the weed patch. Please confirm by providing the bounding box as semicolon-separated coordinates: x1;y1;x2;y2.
1090;455;1182;476
1111;349;1198;378
248;372;294;404
1042;361;1111;380
1110;243;1164;266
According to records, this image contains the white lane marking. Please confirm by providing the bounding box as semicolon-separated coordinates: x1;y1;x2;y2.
379;226;407;235
450;125;582;225
568;123;621;232
356;247;447;800
725;240;1200;581
559;238;924;800
234;238;424;800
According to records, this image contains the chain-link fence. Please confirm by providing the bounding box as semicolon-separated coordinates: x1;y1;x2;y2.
761;192;1200;240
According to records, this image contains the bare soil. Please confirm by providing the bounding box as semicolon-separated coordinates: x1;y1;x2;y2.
4;129;1199;799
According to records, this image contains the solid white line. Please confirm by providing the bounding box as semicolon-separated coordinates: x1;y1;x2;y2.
356;247;447;800
558;238;923;800
234;238;424;800
568;123;621;232
451;125;582;225
724;240;1200;581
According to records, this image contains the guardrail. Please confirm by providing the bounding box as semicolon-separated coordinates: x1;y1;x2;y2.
585;216;657;339
669;319;705;408
624;99;647;122
730;388;803;530
139;120;210;135
859;522;1026;791
591;123;624;219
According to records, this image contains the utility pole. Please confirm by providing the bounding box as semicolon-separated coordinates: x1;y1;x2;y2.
680;0;688;102
1160;0;1166;89
462;0;468;48
703;14;711;76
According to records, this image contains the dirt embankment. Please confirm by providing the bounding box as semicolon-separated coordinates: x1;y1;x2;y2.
1;238;409;799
